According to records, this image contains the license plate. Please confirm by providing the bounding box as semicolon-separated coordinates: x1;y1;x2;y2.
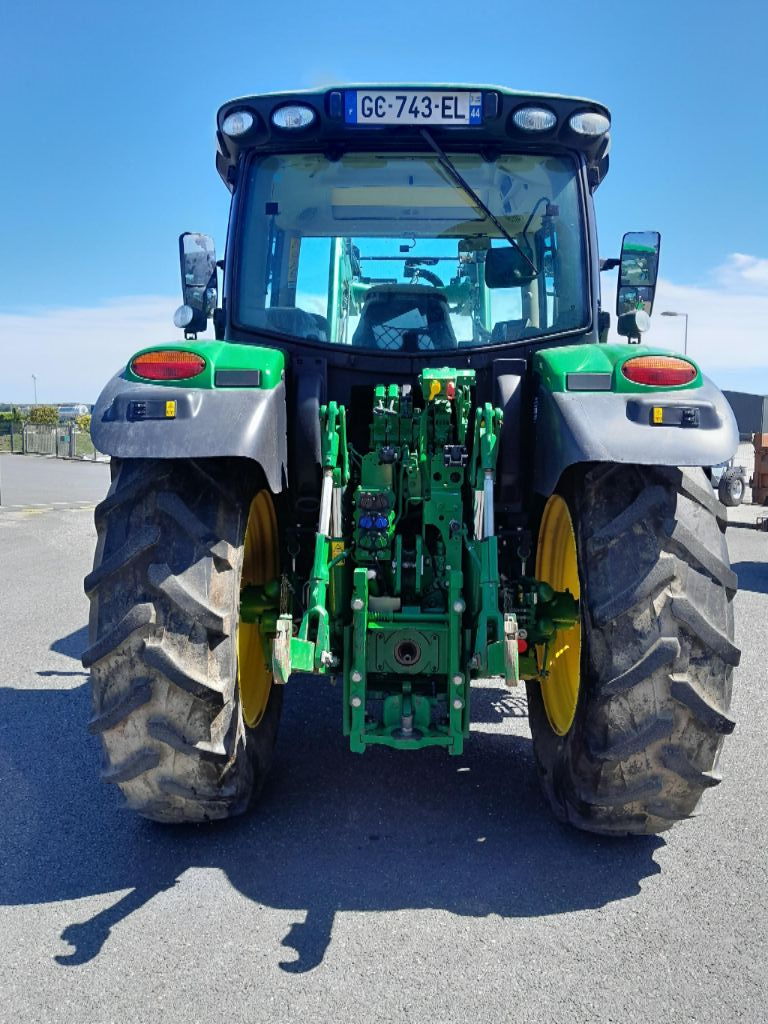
345;90;482;126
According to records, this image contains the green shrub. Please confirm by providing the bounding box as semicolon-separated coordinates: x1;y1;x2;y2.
28;405;60;426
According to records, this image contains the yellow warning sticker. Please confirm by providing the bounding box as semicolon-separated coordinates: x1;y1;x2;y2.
329;540;346;608
165;400;177;418
652;407;663;425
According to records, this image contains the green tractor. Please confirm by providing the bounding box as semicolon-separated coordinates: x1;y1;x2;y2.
83;86;739;834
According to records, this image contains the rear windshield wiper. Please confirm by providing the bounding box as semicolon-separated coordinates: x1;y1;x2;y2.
420;129;539;278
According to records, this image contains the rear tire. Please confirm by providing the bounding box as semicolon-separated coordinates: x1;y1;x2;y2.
527;464;738;835
718;468;744;507
82;458;282;823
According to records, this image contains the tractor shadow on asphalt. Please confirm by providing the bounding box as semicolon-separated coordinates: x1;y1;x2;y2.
0;630;663;975
49;625;90;660
732;561;768;595
36;626;91;678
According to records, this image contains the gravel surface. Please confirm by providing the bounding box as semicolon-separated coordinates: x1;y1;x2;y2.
0;485;765;1024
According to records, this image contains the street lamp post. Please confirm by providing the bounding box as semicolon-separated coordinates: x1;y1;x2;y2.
31;374;37;404
661;311;689;355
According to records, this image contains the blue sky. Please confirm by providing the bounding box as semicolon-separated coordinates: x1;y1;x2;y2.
2;0;767;401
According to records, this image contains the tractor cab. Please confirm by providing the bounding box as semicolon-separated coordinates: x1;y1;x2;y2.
177;86;614;363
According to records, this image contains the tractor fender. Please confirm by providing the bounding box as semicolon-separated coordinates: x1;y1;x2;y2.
90;371;288;492
534;375;738;496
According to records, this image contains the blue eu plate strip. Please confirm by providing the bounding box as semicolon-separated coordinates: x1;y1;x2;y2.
345;91;358;124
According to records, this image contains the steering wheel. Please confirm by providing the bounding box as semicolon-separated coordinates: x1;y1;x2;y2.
408;268;444;288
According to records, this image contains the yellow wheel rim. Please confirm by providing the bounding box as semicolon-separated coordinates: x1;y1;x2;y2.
238;490;278;728
535;494;581;736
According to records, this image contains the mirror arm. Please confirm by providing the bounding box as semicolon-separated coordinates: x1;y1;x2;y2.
600;258;620;271
213;307;226;340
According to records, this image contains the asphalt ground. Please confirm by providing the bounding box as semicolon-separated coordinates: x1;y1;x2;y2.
0;461;766;1024
0;454;110;510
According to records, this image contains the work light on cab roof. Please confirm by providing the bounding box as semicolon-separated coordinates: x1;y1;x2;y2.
271;105;316;129
569;111;611;136
512;107;557;132
221;110;254;138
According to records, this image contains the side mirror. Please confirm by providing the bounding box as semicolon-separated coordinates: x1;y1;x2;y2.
484;245;538;288
616;231;660;317
175;232;218;336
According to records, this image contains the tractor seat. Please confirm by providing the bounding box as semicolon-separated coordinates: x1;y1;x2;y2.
351;285;457;352
491;318;532;343
245;306;328;341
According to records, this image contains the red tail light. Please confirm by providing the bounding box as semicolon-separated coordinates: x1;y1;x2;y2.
131;350;206;381
621;356;697;387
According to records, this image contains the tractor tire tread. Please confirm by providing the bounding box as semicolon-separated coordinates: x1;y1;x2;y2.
592;552;677;626
527;463;737;835
155;490;237;567
668;674;736;734
83;527;161;596
587;485;668;549
101;748;161;784
88;678;153;734
141;638;226;704
661;465;727;522
146;716;229;760
662;517;738;594
659;745;723;788
81;603;156;667
670;596;740;666
602;636;680;696
93;463;172;526
586;712;675;761
147;562;231;634
84;457;281;823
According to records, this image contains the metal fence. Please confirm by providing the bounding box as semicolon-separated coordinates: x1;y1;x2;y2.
0;422;106;461
0;422;23;454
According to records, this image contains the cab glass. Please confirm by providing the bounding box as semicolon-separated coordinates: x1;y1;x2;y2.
236;151;588;352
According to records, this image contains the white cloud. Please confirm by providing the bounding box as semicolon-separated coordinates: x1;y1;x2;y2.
0;296;209;404
712;253;768;291
605;254;768;391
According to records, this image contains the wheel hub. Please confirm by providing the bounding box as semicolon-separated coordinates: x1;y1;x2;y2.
535;494;582;736
238;489;278;728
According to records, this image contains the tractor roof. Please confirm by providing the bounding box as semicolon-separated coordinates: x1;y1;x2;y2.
214;84;611;190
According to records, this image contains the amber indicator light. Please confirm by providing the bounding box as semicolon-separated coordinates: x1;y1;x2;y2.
131;350;206;381
622;356;697;387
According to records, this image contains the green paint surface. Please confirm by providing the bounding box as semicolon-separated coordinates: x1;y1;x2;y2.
124;340;285;389
534;343;702;393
